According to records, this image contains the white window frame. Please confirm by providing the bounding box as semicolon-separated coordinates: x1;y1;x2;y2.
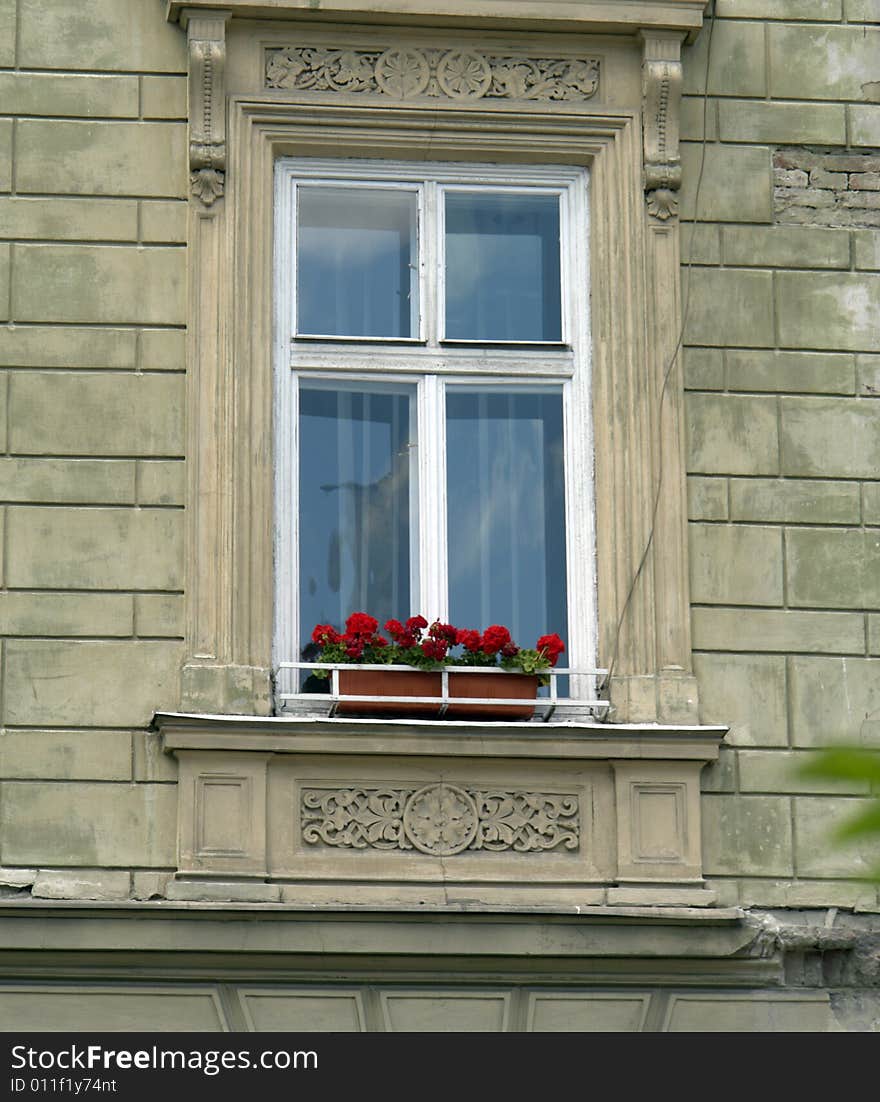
273;158;596;703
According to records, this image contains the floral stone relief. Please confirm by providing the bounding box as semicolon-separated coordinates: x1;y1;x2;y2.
301;783;580;855
266;46;600;102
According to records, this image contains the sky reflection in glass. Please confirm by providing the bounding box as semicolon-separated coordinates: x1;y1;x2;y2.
297;187;417;338
445;192;561;342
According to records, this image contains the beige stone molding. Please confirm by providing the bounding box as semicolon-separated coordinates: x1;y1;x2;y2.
169;14;707;725
182;8;232;205
168;0;710;42
265;45;600;102
158;713;726;908
640;31;684;222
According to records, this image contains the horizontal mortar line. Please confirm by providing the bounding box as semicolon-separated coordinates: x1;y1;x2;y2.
5;454;185;461
684;387;874;398
692;602;878;612
4;194;188;204
684;261;854;272
690;474;880;484
6;67;187;77
692;520;866;529
2;588;184;595
0;785;179;793
0;500;181;508
0;321;186;330
2;725;162;732
733;790;872;799
723;390;859;398
0;238;186;247
690;642;869;655
690;646;871;656
1;502;184;510
5;240;187;250
0;111;186;122
1;367;186;374
0;780;136;789
1;193;186;201
0;634;175;642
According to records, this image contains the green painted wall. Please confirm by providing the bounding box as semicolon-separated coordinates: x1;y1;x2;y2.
681;1;880;911
0;0;877;918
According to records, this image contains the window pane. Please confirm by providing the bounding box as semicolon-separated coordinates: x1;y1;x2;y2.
298;383;415;656
297;187;418;338
445;388;567;657
444;192;561;342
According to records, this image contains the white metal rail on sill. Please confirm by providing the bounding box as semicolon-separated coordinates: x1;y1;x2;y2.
275;662;610;721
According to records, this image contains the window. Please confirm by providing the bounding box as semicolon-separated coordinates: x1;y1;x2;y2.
274;160;595;704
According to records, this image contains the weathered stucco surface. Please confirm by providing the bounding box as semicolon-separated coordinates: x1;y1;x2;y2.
0;0;877;1030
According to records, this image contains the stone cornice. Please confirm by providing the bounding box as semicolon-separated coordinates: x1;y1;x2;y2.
168;0;709;42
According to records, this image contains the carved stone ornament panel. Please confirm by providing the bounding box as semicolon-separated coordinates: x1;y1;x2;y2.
301;783;580;855
266;46;599;103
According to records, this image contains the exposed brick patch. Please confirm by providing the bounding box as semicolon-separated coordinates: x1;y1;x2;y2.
774;148;880;228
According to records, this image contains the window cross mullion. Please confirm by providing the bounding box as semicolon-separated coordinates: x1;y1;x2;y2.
417;374;448;624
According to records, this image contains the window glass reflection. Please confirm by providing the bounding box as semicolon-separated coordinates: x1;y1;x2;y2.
445;387;568;662
298;384;415;657
444;192;561;342
297;187;418;338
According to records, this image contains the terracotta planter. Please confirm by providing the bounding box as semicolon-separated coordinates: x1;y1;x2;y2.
334;669;539;719
336;669;442;717
447;671;539;720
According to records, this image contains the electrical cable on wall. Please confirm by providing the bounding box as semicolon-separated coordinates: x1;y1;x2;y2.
600;7;717;701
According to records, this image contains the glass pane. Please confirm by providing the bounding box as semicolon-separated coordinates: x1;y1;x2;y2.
298;383;416;658
445;388;568;661
297;187;418;338
444;191;561;342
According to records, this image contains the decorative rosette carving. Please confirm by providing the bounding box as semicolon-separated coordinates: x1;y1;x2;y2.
403;783;478;855
437;51;492;99
266;46;599;103
375;48;431;98
301;784;580;854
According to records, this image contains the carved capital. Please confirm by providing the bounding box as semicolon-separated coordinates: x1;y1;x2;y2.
183;9;231;207
641;32;684;222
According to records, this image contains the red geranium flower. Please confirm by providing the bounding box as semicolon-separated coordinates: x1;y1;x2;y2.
405;615;428;636
536;633;565;666
429;621;458;644
456;628;481;652
311;624;340;645
345;611;379;637
421;638;448;661
481;624;511;655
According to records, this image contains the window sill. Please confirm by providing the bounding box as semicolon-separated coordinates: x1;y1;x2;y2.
155;711;726;911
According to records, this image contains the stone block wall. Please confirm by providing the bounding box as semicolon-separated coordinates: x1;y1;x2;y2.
0;0;186;899
682;0;880;910
0;0;877;915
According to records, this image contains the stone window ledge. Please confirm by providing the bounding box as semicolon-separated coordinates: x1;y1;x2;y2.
156;712;726;910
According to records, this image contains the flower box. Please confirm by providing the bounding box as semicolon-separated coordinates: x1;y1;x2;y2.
314;612;562;720
337;669;442;718
335;668;538;720
446;671;538;720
